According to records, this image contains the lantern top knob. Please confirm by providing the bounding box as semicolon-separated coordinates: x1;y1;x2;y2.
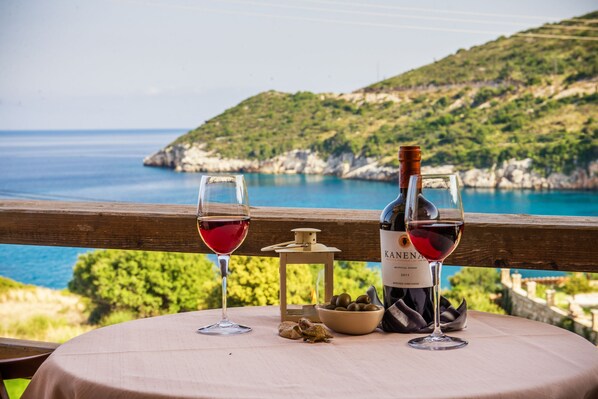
261;227;340;253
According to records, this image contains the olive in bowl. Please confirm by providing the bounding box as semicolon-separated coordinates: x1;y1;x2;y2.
317;293;383;335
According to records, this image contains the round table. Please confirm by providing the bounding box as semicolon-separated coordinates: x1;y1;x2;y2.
24;307;598;399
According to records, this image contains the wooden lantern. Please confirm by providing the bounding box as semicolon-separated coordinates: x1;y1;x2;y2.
262;228;340;322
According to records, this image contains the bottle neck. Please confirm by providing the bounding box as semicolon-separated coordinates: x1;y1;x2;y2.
399;159;421;190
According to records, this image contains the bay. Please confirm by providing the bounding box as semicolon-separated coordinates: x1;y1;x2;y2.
1;130;596;289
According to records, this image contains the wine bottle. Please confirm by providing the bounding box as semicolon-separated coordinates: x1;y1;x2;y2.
379;146;437;328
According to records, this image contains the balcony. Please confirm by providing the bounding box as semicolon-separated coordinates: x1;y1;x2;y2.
0;198;597;358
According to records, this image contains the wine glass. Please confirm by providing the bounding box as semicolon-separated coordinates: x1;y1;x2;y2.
405;174;467;350
196;174;251;335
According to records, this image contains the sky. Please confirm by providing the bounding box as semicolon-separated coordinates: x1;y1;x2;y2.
0;0;596;130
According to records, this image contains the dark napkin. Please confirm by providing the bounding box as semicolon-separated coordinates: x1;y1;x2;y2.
367;286;467;333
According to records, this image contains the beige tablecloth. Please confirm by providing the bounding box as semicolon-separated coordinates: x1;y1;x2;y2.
24;307;598;399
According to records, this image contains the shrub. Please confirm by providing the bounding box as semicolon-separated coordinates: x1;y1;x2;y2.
205;256;381;308
69;250;217;322
70;251;382;322
472;87;500;107
449;267;502;294
99;310;136;327
333;261;381;298
444;267;505;314
562;273;594;299
0;276;25;290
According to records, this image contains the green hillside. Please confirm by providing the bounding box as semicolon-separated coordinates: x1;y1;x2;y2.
368;12;598;90
173;12;598;175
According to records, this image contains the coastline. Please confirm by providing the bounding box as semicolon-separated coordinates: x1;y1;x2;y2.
144;144;598;190
2;129;596;291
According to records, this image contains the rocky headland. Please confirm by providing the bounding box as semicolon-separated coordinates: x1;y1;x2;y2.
144;13;598;191
144;144;597;190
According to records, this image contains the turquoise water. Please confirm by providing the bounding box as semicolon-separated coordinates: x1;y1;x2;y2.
1;130;596;288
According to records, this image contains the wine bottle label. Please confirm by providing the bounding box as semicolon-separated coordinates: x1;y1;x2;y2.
380;230;432;288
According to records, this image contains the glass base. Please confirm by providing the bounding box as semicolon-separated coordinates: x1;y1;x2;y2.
408;334;468;351
197;320;252;336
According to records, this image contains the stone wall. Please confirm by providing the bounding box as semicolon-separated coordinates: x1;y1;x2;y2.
501;270;598;345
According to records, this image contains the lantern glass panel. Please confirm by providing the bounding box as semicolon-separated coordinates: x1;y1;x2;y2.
284;264;322;308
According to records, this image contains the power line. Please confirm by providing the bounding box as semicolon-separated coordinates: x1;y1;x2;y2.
122;1;598;41
293;0;562;21
196;0;545;28
121;0;506;35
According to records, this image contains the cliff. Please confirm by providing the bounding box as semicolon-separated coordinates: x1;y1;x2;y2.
144;145;597;189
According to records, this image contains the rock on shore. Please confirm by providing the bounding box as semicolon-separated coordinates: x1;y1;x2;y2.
144;144;597;190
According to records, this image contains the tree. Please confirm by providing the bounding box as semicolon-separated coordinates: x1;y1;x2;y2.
448;267;501;294
69;251;380;321
69;250;217;323
206;257;382;308
562;273;593;299
206;255;313;308
333;261;382;299
443;267;505;314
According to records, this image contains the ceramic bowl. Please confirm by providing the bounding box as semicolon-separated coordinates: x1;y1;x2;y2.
317;305;384;335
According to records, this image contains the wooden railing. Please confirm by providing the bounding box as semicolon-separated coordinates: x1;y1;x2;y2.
0;338;59;360
1;199;597;357
1;200;597;272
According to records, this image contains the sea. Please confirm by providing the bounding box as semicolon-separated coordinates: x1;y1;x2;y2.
1;129;597;290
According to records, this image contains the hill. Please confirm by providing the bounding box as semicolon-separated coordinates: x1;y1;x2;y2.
0;276;92;343
145;12;597;189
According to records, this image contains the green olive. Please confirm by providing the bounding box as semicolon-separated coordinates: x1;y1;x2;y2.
364;304;379;311
336;293;351;308
356;295;371;304
335;306;348;311
347;302;359;311
330;295;339;307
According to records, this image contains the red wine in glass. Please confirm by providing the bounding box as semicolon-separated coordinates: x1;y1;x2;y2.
405;174;467;350
196;174;251;335
407;221;464;262
198;217;250;255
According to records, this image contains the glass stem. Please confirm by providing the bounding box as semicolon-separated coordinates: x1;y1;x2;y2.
218;254;230;324
430;261;443;338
